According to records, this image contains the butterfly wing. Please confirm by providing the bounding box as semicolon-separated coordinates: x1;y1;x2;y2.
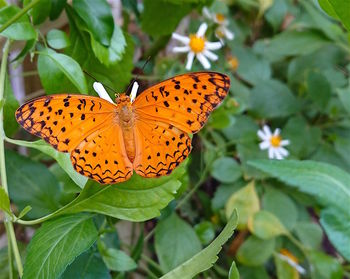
132;72;230;177
133;72;230;133
16;94;133;184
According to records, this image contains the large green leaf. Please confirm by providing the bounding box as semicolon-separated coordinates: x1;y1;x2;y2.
38;49;87;94
49;0;67;20
23;214;98;279
5;150;62;219
161;210;238;279
248;160;350;214
0;187;11;216
62;249;111;279
141;0;192;37
47;29;71;49
5;138;87;188
155;213;202;272
210;157;241;183
249;79;299;118
24;0;51;25
72;0;114;46
46;165;185;222
318;0;350;31
320;208;350;261
308;251;343;279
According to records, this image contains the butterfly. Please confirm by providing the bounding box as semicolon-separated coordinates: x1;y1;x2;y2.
15;72;230;184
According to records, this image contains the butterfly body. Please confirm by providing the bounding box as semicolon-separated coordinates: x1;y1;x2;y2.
15;72;230;184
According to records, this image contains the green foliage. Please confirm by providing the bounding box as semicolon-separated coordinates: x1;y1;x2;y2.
23;214;98;279
0;0;349;277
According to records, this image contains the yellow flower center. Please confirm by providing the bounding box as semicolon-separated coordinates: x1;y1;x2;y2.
228;56;239;71
216;13;225;23
280;249;299;264
270;135;282;147
189;34;205;53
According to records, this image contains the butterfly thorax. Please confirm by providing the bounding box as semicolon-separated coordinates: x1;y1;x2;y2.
116;94;136;162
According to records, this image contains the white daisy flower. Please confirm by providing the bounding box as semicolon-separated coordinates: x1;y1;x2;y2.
172;23;222;70
257;125;290;160
202;7;234;42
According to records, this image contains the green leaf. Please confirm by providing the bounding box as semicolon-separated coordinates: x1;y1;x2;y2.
248;210;287;239
57;166;185;221
161;210;238;279
6;138;87;188
98;241;137;272
255;30;331;62
0;5;37;40
49;0;67;20
248;160;350;215
225;181;260;229
11;39;36;64
141;0;192;37
320;207;350;261
318;0;350;31
73;0;114;46
47;29;71;49
307;71;331;110
62;249;111;279
210;157;241;183
0;187;11;216
23;214;98;279
294;221;323;249
249;79;299;118
24;0;51;25
308;251;343;279
156;213;202;272
228;261;240;279
262;187;298;230
195;221;215;245
90;24;126;65
5;150;62;219
38;49;88;94
236;235;275;266
337;84;350;114
1;22;37;40
17;205;32;219
3;76;19;136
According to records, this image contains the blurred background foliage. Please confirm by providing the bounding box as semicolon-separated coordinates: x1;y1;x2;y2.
0;0;349;278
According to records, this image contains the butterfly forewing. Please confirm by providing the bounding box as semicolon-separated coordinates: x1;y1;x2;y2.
132;72;230;178
133;72;230;134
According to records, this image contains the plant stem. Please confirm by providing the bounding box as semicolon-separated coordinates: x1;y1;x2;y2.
0;40;23;278
0;0;42;33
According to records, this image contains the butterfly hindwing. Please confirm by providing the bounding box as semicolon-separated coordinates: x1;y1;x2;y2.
133;72;230;134
133;118;191;178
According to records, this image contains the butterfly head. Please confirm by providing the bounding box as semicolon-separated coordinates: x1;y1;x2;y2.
115;94;131;105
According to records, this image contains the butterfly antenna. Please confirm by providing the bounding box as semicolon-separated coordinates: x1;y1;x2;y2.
83;70;116;93
125;56;151;95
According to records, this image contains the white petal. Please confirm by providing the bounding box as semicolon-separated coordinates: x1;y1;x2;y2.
278;147;289;157
185;52;195;70
93;82;114;104
205;41;223;50
203;49;218;61
202;7;212;19
197;53;211;69
274;149;283;160
268;147;275;159
224;28;234;40
273;128;281;136
172;33;190;44
259;141;270;150
196;23;208;37
173;46;190;53
263;125;272;137
281;139;290;146
257;129;268;140
130;81;139;103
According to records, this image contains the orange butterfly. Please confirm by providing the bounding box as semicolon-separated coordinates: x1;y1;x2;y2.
15;72;230;184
